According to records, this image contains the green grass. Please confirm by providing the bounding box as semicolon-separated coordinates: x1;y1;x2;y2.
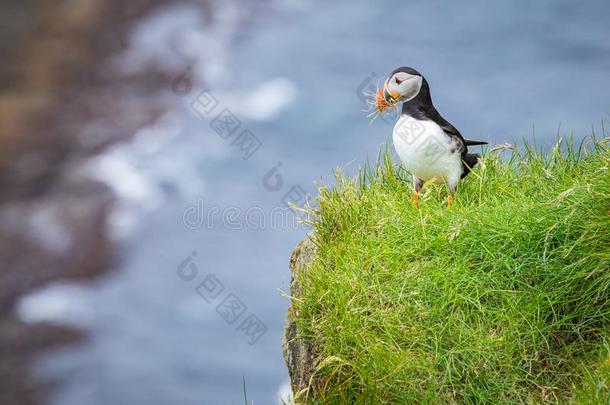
293;137;610;404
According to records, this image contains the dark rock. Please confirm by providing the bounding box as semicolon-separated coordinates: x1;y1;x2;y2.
0;0;181;403
283;233;320;402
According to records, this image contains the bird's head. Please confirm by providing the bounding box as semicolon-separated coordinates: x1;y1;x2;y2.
377;67;424;113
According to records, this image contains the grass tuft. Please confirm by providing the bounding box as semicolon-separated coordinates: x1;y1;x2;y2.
294;137;610;403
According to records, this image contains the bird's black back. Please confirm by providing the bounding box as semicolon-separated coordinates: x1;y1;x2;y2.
400;77;468;155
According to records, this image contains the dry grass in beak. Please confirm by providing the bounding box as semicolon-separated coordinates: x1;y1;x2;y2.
362;82;400;124
376;88;396;112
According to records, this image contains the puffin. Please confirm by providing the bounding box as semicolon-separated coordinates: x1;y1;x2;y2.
376;66;487;206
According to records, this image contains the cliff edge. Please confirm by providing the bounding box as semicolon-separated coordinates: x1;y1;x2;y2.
282;141;610;404
283;234;319;400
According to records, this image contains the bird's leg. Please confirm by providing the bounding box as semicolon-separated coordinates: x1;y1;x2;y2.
446;178;458;207
413;177;424;208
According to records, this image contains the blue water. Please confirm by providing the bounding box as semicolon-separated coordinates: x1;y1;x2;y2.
34;1;609;404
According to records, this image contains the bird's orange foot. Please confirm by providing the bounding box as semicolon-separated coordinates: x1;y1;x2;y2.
447;194;454;206
413;192;420;208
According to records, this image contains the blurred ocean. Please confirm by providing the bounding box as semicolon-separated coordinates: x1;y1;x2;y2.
16;0;609;403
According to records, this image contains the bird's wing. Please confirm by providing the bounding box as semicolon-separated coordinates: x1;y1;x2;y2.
439;120;465;143
430;111;467;148
432;111;487;147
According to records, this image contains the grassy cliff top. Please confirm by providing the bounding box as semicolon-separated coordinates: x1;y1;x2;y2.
291;138;610;403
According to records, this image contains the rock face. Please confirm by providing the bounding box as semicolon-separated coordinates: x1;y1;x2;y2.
283;233;319;402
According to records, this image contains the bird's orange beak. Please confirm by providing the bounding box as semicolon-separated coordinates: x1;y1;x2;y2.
376;84;399;113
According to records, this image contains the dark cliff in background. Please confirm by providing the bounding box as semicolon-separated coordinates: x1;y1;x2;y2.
0;1;177;403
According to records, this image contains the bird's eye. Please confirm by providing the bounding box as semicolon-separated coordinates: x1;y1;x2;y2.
395;77;404;85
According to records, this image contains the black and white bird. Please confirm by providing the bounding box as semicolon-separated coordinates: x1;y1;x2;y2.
376;66;487;206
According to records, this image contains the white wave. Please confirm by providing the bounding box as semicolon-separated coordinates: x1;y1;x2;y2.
119;0;240;85
217;78;298;122
81;146;163;239
16;283;92;326
241;78;298;121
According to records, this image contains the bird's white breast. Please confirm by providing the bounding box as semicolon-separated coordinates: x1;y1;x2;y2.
392;115;463;184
